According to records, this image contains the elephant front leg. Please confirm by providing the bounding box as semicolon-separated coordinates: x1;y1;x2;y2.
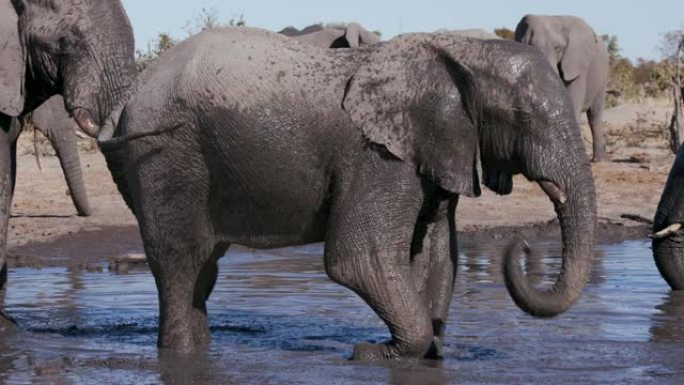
324;196;434;360
326;248;434;360
411;197;458;359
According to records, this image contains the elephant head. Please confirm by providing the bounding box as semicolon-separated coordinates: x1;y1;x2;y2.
0;0;137;134
279;22;381;48
652;144;684;290
343;33;597;317
28;95;91;216
514;14;599;83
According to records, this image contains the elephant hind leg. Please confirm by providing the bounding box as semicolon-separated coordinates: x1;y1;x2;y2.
587;93;607;162
150;239;227;352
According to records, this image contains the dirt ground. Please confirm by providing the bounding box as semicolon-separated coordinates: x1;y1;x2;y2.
7;100;676;267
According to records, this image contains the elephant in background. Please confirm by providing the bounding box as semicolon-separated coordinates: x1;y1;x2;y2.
22;95;92;216
0;0;137;321
436;28;501;40
652;144;684;290
278;22;381;48
515;14;610;162
98;28;596;359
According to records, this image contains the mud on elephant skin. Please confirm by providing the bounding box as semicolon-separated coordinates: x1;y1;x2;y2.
515;14;610;162
0;0;137;318
279;22;381;48
99;28;597;359
652;144;684;290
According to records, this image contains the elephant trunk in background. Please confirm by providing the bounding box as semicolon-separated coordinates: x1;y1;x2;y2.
47;124;91;217
30;96;92;217
652;144;684;290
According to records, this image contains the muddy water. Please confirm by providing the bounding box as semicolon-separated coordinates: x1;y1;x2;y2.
1;237;684;384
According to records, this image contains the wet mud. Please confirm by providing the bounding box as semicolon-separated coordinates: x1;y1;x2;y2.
2;225;683;384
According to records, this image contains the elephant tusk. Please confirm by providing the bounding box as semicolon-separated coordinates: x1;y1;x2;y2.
72;108;99;138
650;223;683;239
539;181;567;205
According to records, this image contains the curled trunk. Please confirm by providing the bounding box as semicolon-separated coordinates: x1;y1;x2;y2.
503;167;597;317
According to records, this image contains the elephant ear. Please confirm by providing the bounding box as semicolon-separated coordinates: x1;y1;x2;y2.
342;34;481;197
344;22;380;47
0;0;25;116
560;20;596;82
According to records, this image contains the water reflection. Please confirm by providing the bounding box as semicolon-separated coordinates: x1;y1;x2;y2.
651;291;684;343
0;238;682;384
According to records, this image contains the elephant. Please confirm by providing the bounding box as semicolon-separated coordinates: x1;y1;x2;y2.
435;28;501;40
652;144;684;290
18;95;92;216
96;28;597;359
278;22;381;48
0;0;137;322
515;14;610;162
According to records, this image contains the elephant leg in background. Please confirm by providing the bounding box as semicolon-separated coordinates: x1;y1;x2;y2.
587;92;608;162
567;79;594;160
325;181;433;360
410;197;458;358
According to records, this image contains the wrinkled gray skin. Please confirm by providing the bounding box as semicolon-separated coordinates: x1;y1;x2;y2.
0;0;137;324
98;28;597;359
515;14;610;162
20;95;92;216
279;22;381;48
653;144;684;290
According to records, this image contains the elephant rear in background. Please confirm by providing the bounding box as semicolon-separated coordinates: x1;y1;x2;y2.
279;22;381;48
515;14;609;162
98;28;596;359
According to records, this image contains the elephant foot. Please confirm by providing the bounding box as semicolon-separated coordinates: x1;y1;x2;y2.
353;339;436;361
424;336;444;359
0;309;18;333
352;342;396;361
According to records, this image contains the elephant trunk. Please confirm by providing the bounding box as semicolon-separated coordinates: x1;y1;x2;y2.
503;162;597;317
653;234;684;290
48;128;92;216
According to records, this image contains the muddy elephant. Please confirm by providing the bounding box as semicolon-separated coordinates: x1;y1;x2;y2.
0;0;137;322
17;95;92;216
97;28;597;359
515;14;610;162
278;22;381;48
652;144;684;290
